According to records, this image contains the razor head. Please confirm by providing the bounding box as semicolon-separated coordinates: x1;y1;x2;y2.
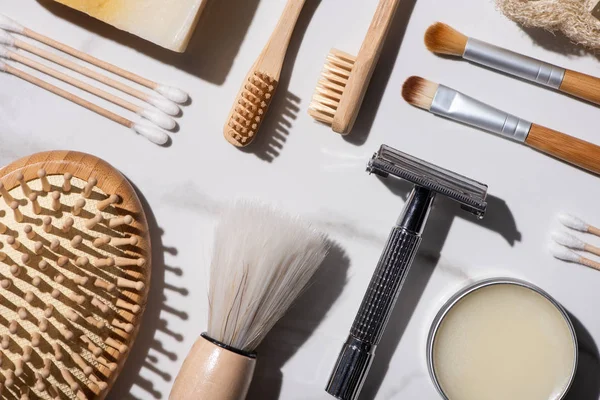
367;144;488;218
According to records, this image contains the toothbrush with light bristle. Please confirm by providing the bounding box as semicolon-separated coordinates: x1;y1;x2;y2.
308;0;401;134
551;231;600;257
558;213;600;237
549;243;600;271
223;0;307;147
424;22;600;106
402;76;600;175
0;13;189;103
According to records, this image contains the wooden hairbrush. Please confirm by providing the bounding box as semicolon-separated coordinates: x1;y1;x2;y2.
0;151;151;399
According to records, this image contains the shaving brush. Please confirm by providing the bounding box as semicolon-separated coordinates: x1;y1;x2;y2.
169;202;329;400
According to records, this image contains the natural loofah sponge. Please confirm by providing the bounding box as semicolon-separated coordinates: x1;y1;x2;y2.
50;0;208;52
496;0;600;50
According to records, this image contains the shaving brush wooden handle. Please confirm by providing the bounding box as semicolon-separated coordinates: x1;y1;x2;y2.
559;70;600;106
169;334;256;400
525;124;600;175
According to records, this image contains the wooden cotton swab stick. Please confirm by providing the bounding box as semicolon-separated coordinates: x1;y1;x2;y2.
0;60;168;145
0;46;176;130
549;242;600;271
0;14;189;103
558;213;600;237
0;29;180;116
551;231;600;257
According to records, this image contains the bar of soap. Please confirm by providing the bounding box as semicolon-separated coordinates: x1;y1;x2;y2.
51;0;207;52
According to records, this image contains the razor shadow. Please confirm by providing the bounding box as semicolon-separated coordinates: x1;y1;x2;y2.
326;144;488;400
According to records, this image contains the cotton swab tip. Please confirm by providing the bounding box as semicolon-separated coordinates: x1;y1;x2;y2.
146;95;180;116
0;29;16;46
0;45;11;58
132;123;169;145
138;108;176;131
155;84;189;104
558;213;589;232
0;15;24;34
0;60;6;72
551;231;585;250
549;242;581;263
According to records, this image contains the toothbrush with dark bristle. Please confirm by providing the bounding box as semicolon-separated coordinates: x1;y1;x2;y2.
424;22;600;106
401;76;600;175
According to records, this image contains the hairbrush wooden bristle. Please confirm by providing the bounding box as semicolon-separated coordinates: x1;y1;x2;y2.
0;151;151;399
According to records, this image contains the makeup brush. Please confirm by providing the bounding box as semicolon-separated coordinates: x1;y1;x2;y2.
558;213;600;237
424;22;600;106
549;243;600;271
0;14;189;103
223;0;307;147
0;29;180;116
308;0;401;134
0;46;176;130
402;76;600;175
170;201;329;399
0;60;169;145
551;231;600;257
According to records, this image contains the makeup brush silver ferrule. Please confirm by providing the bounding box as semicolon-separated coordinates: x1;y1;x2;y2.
431;85;532;142
464;38;565;89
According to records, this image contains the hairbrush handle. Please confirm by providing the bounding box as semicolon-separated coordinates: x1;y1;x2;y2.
170;334;256;400
525;124;600;175
326;187;434;400
559;70;600;106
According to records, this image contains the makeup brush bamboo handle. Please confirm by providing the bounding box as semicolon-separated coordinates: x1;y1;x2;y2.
525;124;600;175
559;70;600;105
170;335;256;400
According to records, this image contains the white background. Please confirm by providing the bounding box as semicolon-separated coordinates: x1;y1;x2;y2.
1;0;600;399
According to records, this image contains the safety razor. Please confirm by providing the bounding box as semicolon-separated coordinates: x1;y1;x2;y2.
325;144;488;400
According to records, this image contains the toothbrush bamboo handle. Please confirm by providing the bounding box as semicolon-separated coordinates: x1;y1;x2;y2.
170;335;256;400
559;70;600;106
525;124;600;175
362;0;402;59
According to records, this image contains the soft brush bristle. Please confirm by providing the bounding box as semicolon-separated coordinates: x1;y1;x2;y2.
308;49;356;125
401;76;439;110
207;201;329;352
225;71;277;147
424;22;468;56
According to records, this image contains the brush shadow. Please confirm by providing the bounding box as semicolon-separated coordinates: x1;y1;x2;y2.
520;26;600;61
246;241;350;400
565;312;600;400
108;182;190;400
37;0;260;85
241;0;321;162
357;173;519;399
343;0;417;146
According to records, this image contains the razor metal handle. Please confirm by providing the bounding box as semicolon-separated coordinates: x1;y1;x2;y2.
326;187;433;400
464;38;565;89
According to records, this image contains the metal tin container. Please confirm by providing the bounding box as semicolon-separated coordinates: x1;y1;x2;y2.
427;278;578;400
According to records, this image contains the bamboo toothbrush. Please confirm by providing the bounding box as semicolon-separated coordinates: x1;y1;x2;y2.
549;243;600;271
558;213;600;237
0;14;189;104
170;201;329;399
551;231;600;257
402;76;600;175
0;46;176;131
223;0;307;147
424;22;600;106
0;60;169;145
0;29;180;116
308;0;401;134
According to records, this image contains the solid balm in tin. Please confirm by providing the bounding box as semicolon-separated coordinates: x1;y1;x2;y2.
427;278;577;400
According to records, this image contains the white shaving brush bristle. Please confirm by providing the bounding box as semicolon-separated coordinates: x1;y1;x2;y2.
558;213;589;232
551;231;585;250
207;202;329;353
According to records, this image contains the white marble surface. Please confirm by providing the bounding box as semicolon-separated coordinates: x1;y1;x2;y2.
1;0;600;399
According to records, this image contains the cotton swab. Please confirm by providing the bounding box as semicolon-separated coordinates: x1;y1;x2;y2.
549;242;600;271
551;231;600;257
0;29;180;116
0;14;189;103
0;60;168;145
0;46;175;130
558;213;600;237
